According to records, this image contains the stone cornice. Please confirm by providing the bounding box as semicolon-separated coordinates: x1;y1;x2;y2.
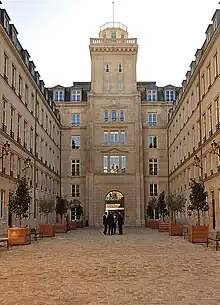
90;46;138;53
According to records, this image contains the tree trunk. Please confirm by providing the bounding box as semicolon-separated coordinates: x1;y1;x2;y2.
197;209;200;226
46;213;49;224
60;215;63;223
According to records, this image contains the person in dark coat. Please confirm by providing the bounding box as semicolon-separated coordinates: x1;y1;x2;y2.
113;212;117;234
117;212;124;235
103;212;108;235
107;212;114;235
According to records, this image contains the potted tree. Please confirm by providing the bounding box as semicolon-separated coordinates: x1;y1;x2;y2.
55;196;68;233
167;192;186;236
38;198;56;237
68;199;84;229
8;177;31;245
157;191;169;232
188;180;209;243
145;197;159;229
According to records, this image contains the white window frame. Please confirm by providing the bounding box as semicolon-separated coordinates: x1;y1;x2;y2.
110;131;119;144
71;159;80;176
71;184;80;197
150;184;158;196
148;136;157;148
147;90;157;102
148;113;157;126
149;159;158;175
72;135;80;149
72;113;80;127
165;90;175;101
72;90;81;102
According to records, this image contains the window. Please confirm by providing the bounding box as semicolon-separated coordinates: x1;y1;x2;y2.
148;136;157;148
202;113;206;138
18;75;23;97
216;98;220;127
110;156;119;172
36;101;39;118
72;113;80;126
72;135;80;149
30;128;33;152
10;106;14;138
72;160;80;176
104;131;108;144
207;64;211;88
25;85;29;105
12;65;16;88
105;64;109;72
55;91;64;102
72;185;80;197
103;156;126;173
104;111;109;122
105;81;110;91
2;99;7;131
17;114;21;140
24;121;27;147
110;131;119;144
4;53;8;78
72;90;81;101
214;53;218;78
118;64;122;72
103;156;108;173
9;153;14;175
147;90;157;102
165;90;175;101
17;158;21;177
121;131;125;144
0;190;5;219
201;74;205;96
149;159;158;175
118;81;123;90
150;184;158;196
208;106;213;133
111;32;116;38
31;93;34;114
111;111;117;122
46;114;48;131
148;113;157;126
120;111;125;122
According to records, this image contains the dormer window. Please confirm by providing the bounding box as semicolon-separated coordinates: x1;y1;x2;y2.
118;64;122;72
72;90;81;102
55;91;64;102
105;64;109;72
147;90;157;102
12;31;17;44
165;90;175;101
206;32;210;42
3;15;10;33
111;32;116;39
213;18;218;31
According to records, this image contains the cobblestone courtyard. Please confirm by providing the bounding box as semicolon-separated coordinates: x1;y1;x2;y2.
1;228;220;305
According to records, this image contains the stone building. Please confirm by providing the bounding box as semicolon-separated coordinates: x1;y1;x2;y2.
0;5;220;231
168;9;220;231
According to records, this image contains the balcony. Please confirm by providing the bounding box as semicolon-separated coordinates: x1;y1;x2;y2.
90;37;137;46
104;168;126;174
100;22;128;32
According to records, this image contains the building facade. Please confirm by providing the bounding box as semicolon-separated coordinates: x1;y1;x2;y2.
1;6;220;232
0;9;61;234
168;9;220;231
50;22;177;226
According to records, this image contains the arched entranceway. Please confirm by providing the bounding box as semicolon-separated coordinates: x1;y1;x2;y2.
104;190;124;217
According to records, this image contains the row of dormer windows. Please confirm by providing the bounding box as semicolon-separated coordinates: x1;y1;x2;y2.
54;90;81;102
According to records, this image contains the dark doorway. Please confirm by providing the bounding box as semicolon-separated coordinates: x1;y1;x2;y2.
211;191;216;230
8;193;13;227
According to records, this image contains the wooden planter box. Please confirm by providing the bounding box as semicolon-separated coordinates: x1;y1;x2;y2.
55;223;67;233
8;227;31;246
147;220;159;229
69;221;77;230
188;225;209;243
159;221;169;232
169;223;183;236
39;224;55;237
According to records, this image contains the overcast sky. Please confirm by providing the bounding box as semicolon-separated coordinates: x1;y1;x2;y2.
2;0;219;87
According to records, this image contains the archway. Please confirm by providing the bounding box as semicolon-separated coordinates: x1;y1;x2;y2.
104;190;125;217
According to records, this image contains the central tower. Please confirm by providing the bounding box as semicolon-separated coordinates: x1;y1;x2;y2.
86;21;144;226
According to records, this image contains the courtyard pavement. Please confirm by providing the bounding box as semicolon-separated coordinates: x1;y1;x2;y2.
1;227;220;305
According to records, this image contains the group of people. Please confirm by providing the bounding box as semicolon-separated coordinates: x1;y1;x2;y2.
103;211;124;235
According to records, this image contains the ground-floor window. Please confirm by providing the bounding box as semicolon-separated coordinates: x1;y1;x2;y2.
0;190;5;219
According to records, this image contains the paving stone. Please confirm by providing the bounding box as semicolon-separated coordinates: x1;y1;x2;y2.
0;228;220;305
